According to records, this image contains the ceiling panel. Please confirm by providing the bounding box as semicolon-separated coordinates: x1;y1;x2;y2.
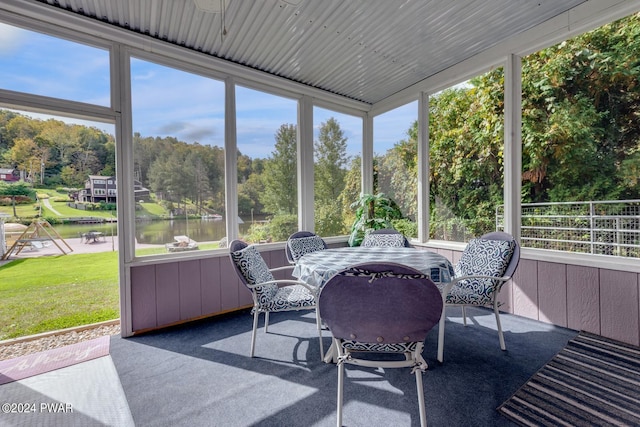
35;0;586;104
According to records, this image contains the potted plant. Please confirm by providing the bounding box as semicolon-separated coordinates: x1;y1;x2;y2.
348;193;404;246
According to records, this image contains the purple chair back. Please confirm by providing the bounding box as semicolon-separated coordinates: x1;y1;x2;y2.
229;239;250;287
480;231;520;278
319;262;443;344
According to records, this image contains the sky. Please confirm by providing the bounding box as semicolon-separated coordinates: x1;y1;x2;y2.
0;22;417;159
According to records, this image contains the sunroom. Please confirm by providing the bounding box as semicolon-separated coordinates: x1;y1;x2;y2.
1;0;639;352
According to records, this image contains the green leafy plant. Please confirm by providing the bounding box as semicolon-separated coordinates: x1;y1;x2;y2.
392;218;417;238
348;193;404;246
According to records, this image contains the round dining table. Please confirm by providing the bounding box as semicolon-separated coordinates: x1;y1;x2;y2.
292;246;455;289
292;246;455;363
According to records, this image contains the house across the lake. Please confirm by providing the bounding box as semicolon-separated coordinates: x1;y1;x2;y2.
77;175;150;203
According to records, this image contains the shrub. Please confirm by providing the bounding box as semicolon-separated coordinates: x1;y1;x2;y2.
268;214;298;242
245;222;270;243
99;202;117;211
392;218;417;238
0;195;33;206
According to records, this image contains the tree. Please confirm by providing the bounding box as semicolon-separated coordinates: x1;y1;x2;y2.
261;124;297;215
377;124;418;220
8;138;39;178
427;82;504;238
314;117;349;235
339;156;362;230
0;181;35;217
521;13;640;202
238;173;265;216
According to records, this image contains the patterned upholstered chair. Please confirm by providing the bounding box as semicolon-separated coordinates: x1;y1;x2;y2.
229;240;324;359
361;228;410;247
319;262;443;427
285;231;327;264
437;231;520;362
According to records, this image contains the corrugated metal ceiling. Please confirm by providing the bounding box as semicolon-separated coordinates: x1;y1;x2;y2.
36;0;586;105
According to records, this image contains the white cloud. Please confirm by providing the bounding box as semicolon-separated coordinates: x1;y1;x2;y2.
0;23;28;55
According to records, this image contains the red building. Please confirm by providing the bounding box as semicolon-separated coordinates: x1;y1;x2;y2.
0;168;20;183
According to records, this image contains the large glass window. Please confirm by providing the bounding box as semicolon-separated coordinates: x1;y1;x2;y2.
0;108;119;339
235;86;298;244
313;108;362;238
0;23;110;106
520;13;640;257
429;75;505;243
372;103;418;241
130;57;225;256
0;21;119;340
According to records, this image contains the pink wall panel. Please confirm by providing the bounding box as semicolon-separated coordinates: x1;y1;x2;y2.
566;265;600;334
512;259;539;320
128;246;640;347
537;262;567;327
599;269;639;346
451;250;462;266
219;255;244;310
131;265;158;331
200;257;222;314
497;279;513;313
179;259;202;320
155;263;181;326
429;248;453;262
270;249;287;269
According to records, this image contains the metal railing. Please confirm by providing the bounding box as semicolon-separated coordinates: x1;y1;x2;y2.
496;200;640;258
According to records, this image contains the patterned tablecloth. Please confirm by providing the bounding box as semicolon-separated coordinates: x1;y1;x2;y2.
292;246;454;289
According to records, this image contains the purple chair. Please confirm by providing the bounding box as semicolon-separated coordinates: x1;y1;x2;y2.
229;239;324;359
285;231;327;264
438;231;520;362
319;262;443;427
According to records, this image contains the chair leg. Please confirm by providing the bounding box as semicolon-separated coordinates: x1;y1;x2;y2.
415;368;427;427
316;309;324;361
336;359;344;427
264;312;270;333
437;308;446;363
250;311;259;358
494;301;506;350
462;305;467;326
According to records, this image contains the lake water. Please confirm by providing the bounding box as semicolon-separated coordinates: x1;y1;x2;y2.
50;218;253;244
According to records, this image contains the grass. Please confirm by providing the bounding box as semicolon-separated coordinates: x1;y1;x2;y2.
0;203;40;218
138;201;167;217
0;189;171;221
0;252;119;340
0;242;224;340
0;190;217;340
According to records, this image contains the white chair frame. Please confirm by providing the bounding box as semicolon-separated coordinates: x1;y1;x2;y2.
245;264;324;360
437;232;520;363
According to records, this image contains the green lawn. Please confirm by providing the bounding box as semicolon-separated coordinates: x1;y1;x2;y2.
0;188;170;222
0;243;224;340
138;201;167;217
0;203;40;219
0;190;208;340
0;252;119;340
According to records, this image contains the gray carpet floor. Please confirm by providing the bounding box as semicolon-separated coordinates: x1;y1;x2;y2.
109;306;577;427
0;307;577;427
0;355;134;426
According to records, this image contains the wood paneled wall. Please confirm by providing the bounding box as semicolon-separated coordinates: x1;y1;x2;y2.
129;245;640;346
429;247;640;346
129;249;288;332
